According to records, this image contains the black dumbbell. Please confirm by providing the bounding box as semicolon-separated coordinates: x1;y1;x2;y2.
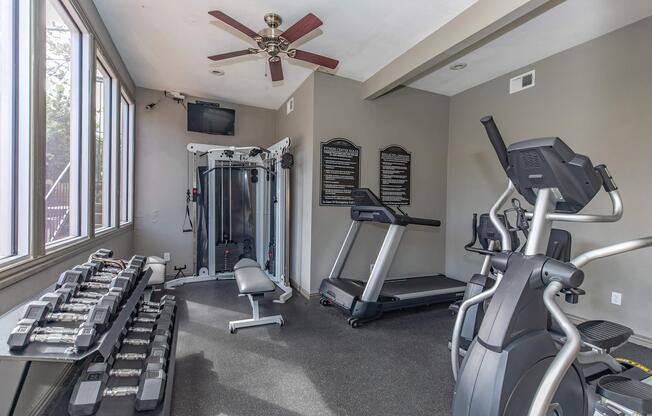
84;358;165;379
129;255;147;270
115;340;170;361
92;248;114;259
21;301;111;331
68;365;165;415
138;301;176;317
78;260;143;279
129;317;174;337
58;269;137;293
132;309;175;326
120;326;170;350
40;291;120;316
57;282;125;305
140;295;175;309
7;319;97;351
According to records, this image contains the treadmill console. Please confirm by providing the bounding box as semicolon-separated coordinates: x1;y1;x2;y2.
350;189;441;227
350;188;398;224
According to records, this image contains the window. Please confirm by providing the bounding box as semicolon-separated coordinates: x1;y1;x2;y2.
0;0;135;277
44;0;83;245
95;61;112;230
120;94;133;224
0;0;15;259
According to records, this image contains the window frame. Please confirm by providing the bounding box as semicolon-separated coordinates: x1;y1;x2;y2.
43;0;86;250
0;0;17;262
94;56;115;233
0;0;136;284
119;91;135;225
0;0;30;268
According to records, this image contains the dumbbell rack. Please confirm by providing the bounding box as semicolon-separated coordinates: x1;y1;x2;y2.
0;270;153;414
48;294;180;416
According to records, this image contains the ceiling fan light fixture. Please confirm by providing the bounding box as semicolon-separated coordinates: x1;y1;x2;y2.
450;62;468;71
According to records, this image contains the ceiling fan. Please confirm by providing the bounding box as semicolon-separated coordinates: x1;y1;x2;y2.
207;11;339;81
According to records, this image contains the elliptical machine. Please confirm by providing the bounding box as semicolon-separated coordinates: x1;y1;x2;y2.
451;116;652;416
449;212;520;355
451;202;574;359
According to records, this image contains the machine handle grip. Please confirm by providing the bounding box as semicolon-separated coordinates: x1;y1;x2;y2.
404;216;441;227
464;214;479;252
595;164;618;192
480;115;509;172
464;214;496;255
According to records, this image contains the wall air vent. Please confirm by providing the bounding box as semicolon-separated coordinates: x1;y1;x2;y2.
510;70;535;94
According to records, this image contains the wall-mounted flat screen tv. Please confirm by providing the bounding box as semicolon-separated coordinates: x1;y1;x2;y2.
187;102;235;135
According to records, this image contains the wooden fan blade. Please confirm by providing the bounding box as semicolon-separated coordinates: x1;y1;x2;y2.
269;59;283;81
291;49;339;69
280;13;323;44
208;49;254;61
208;10;259;40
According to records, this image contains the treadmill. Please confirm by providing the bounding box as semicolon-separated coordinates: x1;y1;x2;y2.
318;188;466;326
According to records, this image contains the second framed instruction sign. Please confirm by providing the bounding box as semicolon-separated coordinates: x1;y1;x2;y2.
379;145;411;206
320;138;361;206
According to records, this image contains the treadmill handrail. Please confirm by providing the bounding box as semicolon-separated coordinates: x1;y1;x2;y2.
398;215;441;227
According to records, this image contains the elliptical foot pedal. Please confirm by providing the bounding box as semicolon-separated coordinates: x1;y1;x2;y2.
596;375;652;414
577;320;633;351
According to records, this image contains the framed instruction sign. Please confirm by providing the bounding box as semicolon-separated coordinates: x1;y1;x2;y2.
379;145;411;206
320;138;361;206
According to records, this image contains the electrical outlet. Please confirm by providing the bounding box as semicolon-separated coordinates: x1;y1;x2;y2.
611;291;622;306
286;97;294;114
163;252;171;262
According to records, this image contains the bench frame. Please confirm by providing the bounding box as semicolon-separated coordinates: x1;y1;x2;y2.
228;293;284;333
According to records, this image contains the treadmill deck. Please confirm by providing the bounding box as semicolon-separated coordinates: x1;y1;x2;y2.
381;275;465;299
324;275;465;301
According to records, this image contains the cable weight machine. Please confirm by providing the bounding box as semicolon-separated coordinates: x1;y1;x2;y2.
165;138;293;303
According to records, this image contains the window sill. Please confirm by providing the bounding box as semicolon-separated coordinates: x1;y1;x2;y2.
46;235;88;254
0;224;133;291
94;226;118;238
0;254;31;270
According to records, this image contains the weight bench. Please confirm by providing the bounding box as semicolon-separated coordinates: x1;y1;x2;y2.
229;259;284;333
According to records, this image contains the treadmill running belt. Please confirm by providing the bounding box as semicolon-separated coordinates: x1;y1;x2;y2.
381;275;466;299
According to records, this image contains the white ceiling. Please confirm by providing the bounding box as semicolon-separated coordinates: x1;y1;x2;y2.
93;0;477;109
409;0;652;96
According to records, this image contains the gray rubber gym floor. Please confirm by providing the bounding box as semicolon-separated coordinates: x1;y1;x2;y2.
169;280;651;416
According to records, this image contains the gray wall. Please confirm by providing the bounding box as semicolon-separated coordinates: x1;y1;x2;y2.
446;17;652;338
133;88;277;272
308;73;451;293
276;74;315;295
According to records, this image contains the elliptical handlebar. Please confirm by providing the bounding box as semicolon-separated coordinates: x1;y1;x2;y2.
490;181;515;252
527;281;583;416
524;189;624;223
480;115;509;173
463;214;481;252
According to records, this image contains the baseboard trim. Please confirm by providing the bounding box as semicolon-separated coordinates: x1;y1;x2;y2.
567;313;652;349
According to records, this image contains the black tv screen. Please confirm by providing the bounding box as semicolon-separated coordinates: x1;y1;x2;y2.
187;103;235;135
